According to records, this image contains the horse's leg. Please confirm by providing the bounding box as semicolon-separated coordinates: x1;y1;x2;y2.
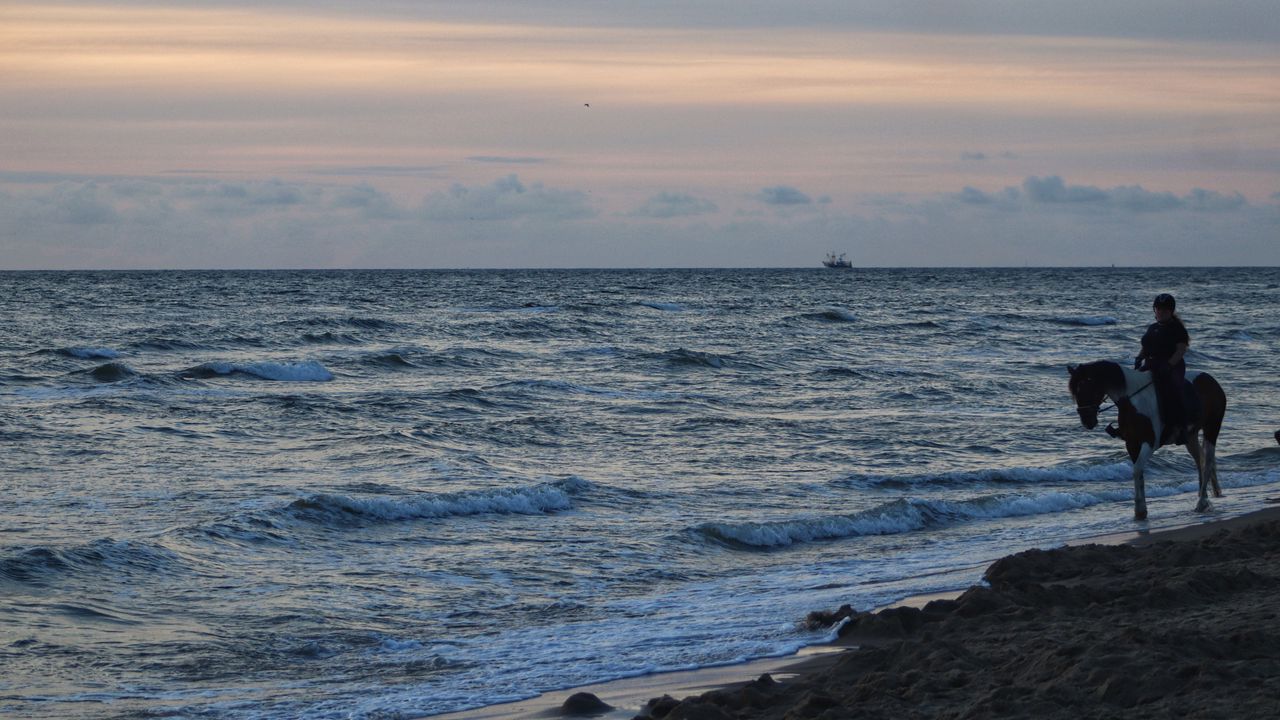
1205;439;1222;497
1130;442;1153;521
1195;373;1226;499
1186;433;1212;513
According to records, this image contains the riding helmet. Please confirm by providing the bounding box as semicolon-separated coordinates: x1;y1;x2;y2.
1153;293;1176;310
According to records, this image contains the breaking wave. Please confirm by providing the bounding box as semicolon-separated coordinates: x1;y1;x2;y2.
695;490;1150;549
58;347;121;359
836;462;1134;491
180;360;334;382
279;477;592;526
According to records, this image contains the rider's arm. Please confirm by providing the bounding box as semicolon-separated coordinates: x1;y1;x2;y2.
1170;342;1187;365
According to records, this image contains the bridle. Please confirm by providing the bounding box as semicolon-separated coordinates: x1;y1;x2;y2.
1075;379;1155;417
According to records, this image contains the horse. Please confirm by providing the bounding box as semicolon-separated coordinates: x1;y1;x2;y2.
1067;361;1226;520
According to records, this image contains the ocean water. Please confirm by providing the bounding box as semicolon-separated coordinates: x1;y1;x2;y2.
2;267;1279;719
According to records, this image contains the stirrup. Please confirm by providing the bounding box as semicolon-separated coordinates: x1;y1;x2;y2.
1104;422;1120;438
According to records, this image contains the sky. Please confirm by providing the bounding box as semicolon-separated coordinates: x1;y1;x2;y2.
2;1;1278;268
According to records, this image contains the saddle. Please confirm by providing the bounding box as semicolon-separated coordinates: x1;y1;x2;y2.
1104;374;1202;446
1160;382;1201;446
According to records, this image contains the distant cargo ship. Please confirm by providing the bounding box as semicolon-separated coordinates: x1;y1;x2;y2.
822;252;852;269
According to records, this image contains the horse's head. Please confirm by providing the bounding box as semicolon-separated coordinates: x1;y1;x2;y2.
1067;363;1106;430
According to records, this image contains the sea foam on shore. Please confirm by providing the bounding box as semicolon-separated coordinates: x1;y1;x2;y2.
627;508;1280;720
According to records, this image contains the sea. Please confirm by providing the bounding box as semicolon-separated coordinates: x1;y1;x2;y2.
3;267;1279;719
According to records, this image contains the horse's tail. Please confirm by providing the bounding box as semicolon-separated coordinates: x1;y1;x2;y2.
1192;371;1226;445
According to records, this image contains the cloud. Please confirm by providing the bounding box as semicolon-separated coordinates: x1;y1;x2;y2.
1185;188;1248;212
1022;176;1109;204
128;1;1280;43
55;183;120;225
420;174;596;222
956;176;1251;214
630;192;718;218
957;186;992;204
330;184;405;219
307;165;445;177
961;151;1018;161
161;180;322;218
2;172;1274;270
467;156;550;165
758;186;812;206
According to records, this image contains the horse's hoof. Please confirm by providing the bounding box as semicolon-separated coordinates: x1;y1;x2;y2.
1213;491;1224;498
1134;510;1148;521
1195;498;1213;513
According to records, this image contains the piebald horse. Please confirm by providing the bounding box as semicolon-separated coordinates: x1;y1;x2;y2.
1068;361;1226;520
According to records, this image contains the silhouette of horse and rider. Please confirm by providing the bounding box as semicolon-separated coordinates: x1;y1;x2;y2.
1068;293;1227;520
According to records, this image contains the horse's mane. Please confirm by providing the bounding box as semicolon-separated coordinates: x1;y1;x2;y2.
1070;360;1128;394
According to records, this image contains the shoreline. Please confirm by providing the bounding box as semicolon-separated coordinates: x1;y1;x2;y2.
435;505;1280;720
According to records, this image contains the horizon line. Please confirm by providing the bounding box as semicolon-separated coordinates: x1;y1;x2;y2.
2;265;1277;273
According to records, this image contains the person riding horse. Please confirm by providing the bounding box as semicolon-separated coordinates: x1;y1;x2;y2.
1134;293;1191;444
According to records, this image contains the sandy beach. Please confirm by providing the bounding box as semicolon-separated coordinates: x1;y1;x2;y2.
459;507;1280;720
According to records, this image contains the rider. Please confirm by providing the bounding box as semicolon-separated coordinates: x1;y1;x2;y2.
1135;293;1190;443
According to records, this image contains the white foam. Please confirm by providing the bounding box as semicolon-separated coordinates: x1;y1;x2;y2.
378;637;424;652
288;477;590;523
699;489;1157;548
194;360;334;382
848;461;1134;489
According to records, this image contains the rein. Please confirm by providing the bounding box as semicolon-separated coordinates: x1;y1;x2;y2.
1087;379;1155;416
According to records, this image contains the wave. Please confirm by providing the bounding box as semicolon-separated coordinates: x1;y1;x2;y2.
695;490;1142;549
57;347;121;359
130;338;206;352
819;367;862;378
342;316;398;329
560;346;624;358
500;379;682;401
361;352;419;369
798;309;858;323
279;477;592;526
290;316;398;330
180;360;334;382
457;304;560;314
0;539;183;584
836;462;1134;491
1051;315;1118;327
884;320;944;330
86;361;139;383
303;331;362;344
814;365;945;382
639;301;685;312
660;348;730;369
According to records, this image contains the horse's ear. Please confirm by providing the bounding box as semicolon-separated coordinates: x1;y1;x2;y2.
1067;364;1077;376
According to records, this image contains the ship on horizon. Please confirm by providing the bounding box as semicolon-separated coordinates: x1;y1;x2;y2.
822;252;852;269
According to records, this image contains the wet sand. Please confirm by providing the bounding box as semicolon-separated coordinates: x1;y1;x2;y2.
441;507;1280;720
